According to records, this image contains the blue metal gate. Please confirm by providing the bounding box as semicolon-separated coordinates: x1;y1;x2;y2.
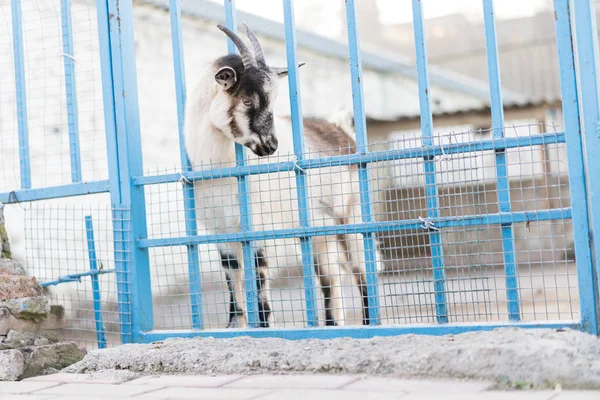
2;0;600;345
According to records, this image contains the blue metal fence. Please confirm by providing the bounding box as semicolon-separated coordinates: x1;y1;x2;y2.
2;0;600;345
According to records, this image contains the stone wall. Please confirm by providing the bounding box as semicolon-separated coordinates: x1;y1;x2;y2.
0;203;86;381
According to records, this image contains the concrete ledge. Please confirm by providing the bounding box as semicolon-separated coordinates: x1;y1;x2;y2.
63;328;600;390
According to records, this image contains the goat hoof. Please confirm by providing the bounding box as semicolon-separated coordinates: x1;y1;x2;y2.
227;315;247;329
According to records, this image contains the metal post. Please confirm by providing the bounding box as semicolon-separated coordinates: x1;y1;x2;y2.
282;0;318;327
345;0;381;325
97;0;153;343
85;216;107;348
11;0;31;189
168;0;203;330
572;0;600;334
223;0;259;328
60;0;82;183
482;0;520;321
411;0;448;323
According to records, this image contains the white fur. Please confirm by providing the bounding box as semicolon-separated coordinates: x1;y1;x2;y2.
184;63;382;328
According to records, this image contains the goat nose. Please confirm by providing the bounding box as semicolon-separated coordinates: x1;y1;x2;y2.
268;137;278;152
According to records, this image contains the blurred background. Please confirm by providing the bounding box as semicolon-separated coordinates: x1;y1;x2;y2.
0;0;593;338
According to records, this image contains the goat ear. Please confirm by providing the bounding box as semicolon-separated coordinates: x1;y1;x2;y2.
272;62;305;78
215;66;237;90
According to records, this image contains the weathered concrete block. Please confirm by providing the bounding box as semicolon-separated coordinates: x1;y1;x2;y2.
0;258;26;276
0;297;50;320
0;275;44;300
0;349;25;381
0;342;86;381
0;311;63;337
0;304;64;336
20;342;87;380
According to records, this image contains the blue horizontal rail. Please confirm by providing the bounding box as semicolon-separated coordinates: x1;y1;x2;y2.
40;268;116;287
139;320;579;341
0;180;110;204
138;207;571;249
133;132;565;186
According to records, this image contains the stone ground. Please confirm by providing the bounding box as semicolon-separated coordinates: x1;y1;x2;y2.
0;372;598;399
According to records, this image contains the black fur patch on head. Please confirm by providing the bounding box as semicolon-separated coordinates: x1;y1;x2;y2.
215;54;274;138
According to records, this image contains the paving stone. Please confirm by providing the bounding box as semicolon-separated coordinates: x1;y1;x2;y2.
25;370;139;385
140;386;271;399
343;377;493;393
401;392;557;400
0;381;60;394
49;397;143;400
254;389;402;400
226;374;360;389
126;374;241;387
553;392;600;399
34;383;162;397
48;394;143;400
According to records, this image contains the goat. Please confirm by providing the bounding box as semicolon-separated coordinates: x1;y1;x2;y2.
184;24;382;328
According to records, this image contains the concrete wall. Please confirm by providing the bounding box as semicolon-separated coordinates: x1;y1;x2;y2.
377;175;572;271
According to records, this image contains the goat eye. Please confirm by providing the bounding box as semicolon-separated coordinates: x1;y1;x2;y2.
242;98;252;107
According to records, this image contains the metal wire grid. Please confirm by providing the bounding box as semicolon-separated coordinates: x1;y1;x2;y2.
139;122;577;330
24;202;129;349
2;0;582;341
0;0;107;192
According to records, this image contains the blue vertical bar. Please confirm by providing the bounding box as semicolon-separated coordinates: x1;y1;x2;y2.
104;0;153;342
482;0;520;321
96;0;130;342
553;0;598;335
345;0;380;325
282;0;318;327
411;0;448;324
96;0;129;342
60;0;82;183
85;216;107;349
224;0;258;328
573;0;600;334
11;0;31;189
168;0;203;330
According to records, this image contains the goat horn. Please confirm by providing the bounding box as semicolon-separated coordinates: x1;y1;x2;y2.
243;23;265;65
217;24;257;68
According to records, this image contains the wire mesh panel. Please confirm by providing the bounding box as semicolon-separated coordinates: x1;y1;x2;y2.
139;124;577;330
0;0;108;193
3;0;599;348
24;204;129;349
